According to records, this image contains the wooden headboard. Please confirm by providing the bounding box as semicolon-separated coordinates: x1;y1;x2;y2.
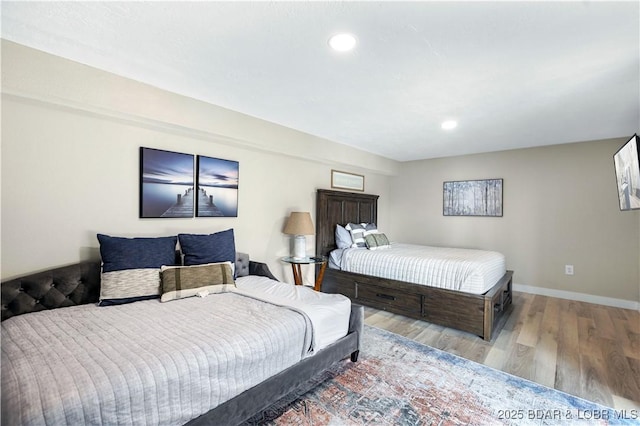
316;189;379;257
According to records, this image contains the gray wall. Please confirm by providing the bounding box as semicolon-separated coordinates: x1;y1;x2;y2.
388;140;639;303
0;41;395;282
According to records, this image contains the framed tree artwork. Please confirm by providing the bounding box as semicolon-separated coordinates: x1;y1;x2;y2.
443;178;503;217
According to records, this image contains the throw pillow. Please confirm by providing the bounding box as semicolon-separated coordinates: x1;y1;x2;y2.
335;224;353;249
97;234;177;306
345;222;378;248
178;229;236;267
365;233;391;250
160;262;235;302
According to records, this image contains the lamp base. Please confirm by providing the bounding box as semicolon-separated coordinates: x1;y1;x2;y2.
293;235;306;259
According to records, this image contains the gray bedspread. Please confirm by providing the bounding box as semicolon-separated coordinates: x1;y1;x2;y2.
1;293;312;425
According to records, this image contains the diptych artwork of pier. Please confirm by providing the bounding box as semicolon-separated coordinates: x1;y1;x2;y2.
140;147;238;218
159;188;194;218
160;188;224;217
195;188;224;217
196;155;238;217
140;147;195;218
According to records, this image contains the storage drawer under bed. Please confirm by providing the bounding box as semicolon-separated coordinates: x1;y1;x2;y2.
354;281;422;315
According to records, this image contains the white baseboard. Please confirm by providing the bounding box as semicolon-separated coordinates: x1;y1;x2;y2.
513;283;640;311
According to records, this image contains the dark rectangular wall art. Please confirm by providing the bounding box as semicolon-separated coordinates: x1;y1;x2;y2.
196;155;239;217
443;179;503;217
140;147;195;218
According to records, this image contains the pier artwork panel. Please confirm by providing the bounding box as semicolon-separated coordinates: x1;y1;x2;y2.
196;155;239;217
139;147;195;218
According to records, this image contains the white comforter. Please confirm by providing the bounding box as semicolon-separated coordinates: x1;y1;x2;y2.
1;285;350;426
334;243;506;294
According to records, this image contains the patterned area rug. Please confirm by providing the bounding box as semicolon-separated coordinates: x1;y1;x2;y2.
245;325;636;425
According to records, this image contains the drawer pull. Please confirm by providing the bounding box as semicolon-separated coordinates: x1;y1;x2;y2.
376;293;396;301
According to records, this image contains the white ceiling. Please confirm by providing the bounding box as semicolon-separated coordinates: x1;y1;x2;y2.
2;1;639;161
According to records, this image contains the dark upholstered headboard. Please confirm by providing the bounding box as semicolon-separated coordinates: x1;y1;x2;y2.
1;252;274;321
1;261;102;322
316;189;380;257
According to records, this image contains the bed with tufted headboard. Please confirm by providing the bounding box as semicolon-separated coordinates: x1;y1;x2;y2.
1;252;363;426
316;188;513;341
1;252;276;321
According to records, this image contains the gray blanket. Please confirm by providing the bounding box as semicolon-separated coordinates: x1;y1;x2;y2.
1;293;311;425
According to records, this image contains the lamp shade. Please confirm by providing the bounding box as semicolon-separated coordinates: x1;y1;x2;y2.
283;212;315;235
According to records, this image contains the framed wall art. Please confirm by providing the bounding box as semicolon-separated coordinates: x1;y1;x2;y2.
443;178;503;217
140;147;195;218
331;170;364;192
613;134;640;211
196;155;239;217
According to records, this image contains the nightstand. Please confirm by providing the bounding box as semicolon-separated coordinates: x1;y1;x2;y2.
281;256;328;291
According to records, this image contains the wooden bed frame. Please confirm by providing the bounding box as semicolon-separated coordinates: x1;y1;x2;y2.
315;188;513;341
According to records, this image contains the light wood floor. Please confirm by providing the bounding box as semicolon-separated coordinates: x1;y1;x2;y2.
363;291;640;410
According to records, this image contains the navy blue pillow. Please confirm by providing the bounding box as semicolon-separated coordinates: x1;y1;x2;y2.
97;234;177;306
97;234;177;272
178;229;236;268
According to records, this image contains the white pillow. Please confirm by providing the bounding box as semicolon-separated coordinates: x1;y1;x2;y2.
335;224;353;249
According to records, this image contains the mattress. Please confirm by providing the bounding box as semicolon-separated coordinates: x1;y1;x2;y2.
332;243;506;294
1;282;351;425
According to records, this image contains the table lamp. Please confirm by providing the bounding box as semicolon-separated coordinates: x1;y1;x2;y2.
283;212;315;259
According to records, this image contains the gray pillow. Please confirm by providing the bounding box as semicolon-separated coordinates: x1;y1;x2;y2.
346;222;378;248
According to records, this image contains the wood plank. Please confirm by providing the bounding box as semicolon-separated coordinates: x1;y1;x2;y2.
592;306;618;340
528;294;547;315
517;311;542;347
533;331;558;388
504;343;535;381
483;345;507;371
578;316;601;358
429;327;491;363
555;299;582;396
622;309;640;333
625;357;640;397
564;299;591;317
540;296;560;337
599;338;640;402
608;307;630;321
580;354;614;408
613;318;640;361
412;323;447;348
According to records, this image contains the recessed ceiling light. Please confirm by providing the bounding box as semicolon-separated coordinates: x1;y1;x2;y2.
328;33;357;52
441;120;458;130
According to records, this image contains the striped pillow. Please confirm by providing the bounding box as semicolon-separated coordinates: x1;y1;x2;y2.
97;234;177;306
365;233;390;250
345;223;378;248
160;262;235;302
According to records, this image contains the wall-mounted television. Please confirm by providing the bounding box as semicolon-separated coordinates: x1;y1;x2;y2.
613;134;640;211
